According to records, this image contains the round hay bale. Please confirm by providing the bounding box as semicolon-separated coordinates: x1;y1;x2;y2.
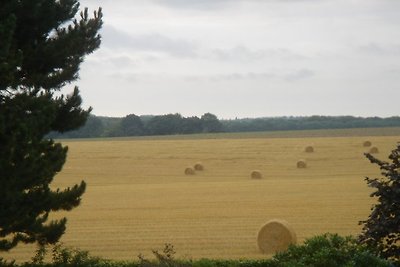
297;160;307;168
257;219;297;254
369;147;379;154
184;167;195;175
194;162;204;171
251;170;262;179
363;141;372;147
305;146;314;153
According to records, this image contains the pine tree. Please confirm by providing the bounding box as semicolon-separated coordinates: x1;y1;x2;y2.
360;143;400;264
0;0;102;250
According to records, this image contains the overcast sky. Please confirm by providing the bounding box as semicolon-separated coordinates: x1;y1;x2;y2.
74;0;400;119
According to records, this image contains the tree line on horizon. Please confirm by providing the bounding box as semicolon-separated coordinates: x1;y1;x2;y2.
48;113;400;139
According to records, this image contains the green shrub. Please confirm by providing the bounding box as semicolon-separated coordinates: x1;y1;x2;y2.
2;234;391;267
270;233;391;267
20;243;106;267
360;144;400;265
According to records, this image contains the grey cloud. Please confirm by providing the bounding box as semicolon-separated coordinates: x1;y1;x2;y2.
106;72;273;84
150;0;325;10
358;43;400;56
113;55;134;66
212;46;265;62
85;54;136;69
269;0;328;2
108;72;140;83
150;0;234;10
183;69;313;83
284;69;314;82
182;72;274;83
101;25;198;58
211;46;307;62
104;55;136;68
209;72;276;82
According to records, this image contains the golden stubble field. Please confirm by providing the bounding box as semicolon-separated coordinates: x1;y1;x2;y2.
3;129;400;262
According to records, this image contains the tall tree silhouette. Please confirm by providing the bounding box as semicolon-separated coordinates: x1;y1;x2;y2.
0;0;102;250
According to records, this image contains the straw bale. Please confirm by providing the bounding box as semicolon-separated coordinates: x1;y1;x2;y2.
184;167;195;175
194;162;204;171
305;146;314;153
363;141;372;147
257;219;297;254
297;160;307;168
369;147;379;154
251;170;262;179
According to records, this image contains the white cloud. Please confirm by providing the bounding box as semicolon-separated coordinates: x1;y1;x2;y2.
181;69;313;83
358;43;400;56
283;69;315;82
150;0;235;10
76;0;400;118
101;25;198;58
210;46;307;62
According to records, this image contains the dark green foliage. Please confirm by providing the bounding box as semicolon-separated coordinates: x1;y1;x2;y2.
222;116;400;133
70;115;104;138
0;0;102;251
23;243;104;267
181;116;202;134
49;114;400;139
0;0;102;91
115;113;221;136
200;113;223;133
51;112;225;138
48;115;105;139
0;90;87;250
137;243;190;267
0;235;391;266
360;144;400;265
50;243;102;266
119;114;145;136
145;113;185;136
135;244;276;267
191;259;277;267
271;233;391;267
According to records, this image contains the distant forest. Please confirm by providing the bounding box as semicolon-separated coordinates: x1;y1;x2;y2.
48;113;400;139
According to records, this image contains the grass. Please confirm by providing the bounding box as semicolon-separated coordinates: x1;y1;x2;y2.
2;127;399;262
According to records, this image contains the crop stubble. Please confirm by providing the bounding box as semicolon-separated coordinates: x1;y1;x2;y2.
3;130;399;261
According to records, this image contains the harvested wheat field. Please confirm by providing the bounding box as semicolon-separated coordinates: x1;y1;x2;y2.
2;128;400;262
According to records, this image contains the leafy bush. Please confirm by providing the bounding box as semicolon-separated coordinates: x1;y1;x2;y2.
137;243;189;267
1;235;391;267
270;233;391;267
50;243;102;266
360;143;400;265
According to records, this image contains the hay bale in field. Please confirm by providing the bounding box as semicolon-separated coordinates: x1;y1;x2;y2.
184;167;195;175
251;170;262;179
305;146;314;153
369;147;379;154
194;162;204;171
297;160;307;168
257;219;297;254
363;141;372;147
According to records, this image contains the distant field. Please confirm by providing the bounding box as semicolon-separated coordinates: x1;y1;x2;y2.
2;127;400;262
